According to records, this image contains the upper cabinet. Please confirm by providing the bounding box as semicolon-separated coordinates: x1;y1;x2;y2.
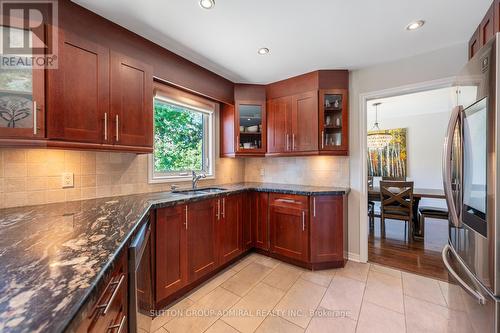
0;25;45;140
468;0;498;60
220;84;267;157
319;89;348;155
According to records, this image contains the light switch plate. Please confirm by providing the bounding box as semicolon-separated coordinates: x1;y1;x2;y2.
62;172;74;188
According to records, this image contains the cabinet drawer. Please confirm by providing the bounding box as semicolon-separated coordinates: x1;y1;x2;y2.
269;193;308;210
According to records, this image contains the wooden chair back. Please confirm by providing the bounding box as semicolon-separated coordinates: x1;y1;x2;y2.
379;181;414;221
382;176;407;181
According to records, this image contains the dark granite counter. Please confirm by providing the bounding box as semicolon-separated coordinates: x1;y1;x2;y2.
0;182;349;333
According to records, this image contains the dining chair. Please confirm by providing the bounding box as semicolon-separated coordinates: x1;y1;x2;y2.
382;176;407;181
418;206;449;237
379;180;414;241
367;176;375;229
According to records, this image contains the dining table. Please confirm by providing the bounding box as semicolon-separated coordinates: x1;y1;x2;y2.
368;186;446;239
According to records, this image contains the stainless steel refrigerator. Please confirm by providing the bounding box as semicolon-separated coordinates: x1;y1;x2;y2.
442;33;500;332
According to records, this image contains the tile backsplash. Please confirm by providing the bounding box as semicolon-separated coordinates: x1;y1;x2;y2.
0;149;349;209
0;148;245;209
244;156;350;187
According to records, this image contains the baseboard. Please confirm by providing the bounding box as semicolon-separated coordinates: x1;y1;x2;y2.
347;252;362;262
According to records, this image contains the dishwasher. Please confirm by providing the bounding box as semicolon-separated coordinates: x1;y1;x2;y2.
129;216;154;333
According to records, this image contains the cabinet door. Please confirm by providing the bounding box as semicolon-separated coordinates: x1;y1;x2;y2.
241;192;253;250
469;27;480;60
48;31;109;143
187;199;217;282
235;101;266;154
270;205;308;262
156;205;187;302
219;195;242;264
310;196;344;263
267;96;292;153
480;3;495;46
0;25;45;139
251;192;269;251
319;89;348;154
110;52;153;148
291;91;318;152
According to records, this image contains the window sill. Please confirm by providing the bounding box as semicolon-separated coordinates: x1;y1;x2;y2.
148;175;215;184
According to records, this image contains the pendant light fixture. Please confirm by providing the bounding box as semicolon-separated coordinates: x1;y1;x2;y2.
367;102;392;149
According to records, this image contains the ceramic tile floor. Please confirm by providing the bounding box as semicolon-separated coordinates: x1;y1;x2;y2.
151;253;471;333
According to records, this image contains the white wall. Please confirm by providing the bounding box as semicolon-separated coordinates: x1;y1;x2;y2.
348;42;468;259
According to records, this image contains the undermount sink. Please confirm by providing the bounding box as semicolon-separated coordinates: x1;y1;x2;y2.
173;187;227;195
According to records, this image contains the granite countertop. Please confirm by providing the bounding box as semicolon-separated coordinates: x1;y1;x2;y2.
0;182;349;333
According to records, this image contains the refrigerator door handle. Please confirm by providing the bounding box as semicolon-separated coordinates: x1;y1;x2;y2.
443;105;462;228
442;244;486;305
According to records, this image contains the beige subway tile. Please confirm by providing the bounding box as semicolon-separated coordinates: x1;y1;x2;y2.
81;163;96;175
0;178;4;193
64;162;81;175
65;188;81;201
110;185;122;196
3;149;26;163
0;193;4;208
27;163;48;177
27;149;48;163
96;186;111;198
81;151;96;164
109;153;122;164
81;187;96;200
45;150;65;165
96;174;111;186
26;177;48;191
45;162;65;176
4;177;26;192
64;151;81;165
4;163;27;178
81;175;96;188
26;191;47;206
47;176;61;189
4;192;27;207
46;190;65;203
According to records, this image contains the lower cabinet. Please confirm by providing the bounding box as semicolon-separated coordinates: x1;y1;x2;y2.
251;192;269;250
218;194;243;264
310;195;346;265
155;205;188;302
241;192;253;250
187;199;218;282
269;194;309;262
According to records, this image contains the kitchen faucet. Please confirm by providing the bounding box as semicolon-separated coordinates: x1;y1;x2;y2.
192;171;206;189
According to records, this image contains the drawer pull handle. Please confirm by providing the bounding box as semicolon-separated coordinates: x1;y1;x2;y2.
275;199;297;204
33;101;37;135
313;197;316;217
104;112;108;141
98;274;124;315
108;315;126;333
115;114;119;142
302;211;305;231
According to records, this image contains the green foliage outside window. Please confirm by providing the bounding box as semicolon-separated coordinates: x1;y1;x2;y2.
154;100;204;173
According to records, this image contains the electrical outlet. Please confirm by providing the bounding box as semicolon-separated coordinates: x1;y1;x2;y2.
260;168;265;176
62;172;74;188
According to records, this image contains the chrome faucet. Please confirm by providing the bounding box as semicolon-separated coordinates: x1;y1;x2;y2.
192;171;206;189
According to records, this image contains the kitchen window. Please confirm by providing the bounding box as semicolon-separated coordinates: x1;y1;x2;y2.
149;84;215;183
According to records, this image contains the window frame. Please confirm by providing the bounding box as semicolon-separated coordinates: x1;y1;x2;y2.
148;83;216;184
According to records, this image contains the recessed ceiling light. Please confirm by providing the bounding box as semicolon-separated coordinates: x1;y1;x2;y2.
199;0;215;10
258;47;270;55
405;20;425;31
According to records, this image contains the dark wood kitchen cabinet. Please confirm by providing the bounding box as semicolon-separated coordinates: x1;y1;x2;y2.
187;199;218;282
241;192;253;250
0;24;45;140
110;52;153;148
267;96;292;154
468;0;499;60
48;32;109;144
250;192;269;251
156;205;188;302
217;194;243;264
310;195;346;266
291;91;318;152
319;89;348;155
269;194;309;262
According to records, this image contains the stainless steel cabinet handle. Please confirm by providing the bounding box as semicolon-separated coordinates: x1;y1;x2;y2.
321;131;324;149
217;199;220;220
33;101;37;135
313;197;316;217
292;134;295;150
275;198;297;204
286;134;290;151
108;315;126;333
98;274;125;314
185;206;188;230
237;135;239;150
442;245;486;305
442;106;461;228
115;114;119;142
222;198;225;218
104;112;108;141
302;211;305;231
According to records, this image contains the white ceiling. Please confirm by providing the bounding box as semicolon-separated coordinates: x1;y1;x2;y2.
73;0;491;84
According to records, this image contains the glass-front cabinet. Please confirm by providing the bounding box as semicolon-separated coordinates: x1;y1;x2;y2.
236;101;266;155
0;26;45;139
319;89;348;154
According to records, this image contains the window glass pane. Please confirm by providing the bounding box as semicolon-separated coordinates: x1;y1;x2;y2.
153;99;205;174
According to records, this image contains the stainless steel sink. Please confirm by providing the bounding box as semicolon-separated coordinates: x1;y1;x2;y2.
173;187;227;195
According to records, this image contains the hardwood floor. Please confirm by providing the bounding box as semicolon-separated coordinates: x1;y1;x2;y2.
368;216;450;281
